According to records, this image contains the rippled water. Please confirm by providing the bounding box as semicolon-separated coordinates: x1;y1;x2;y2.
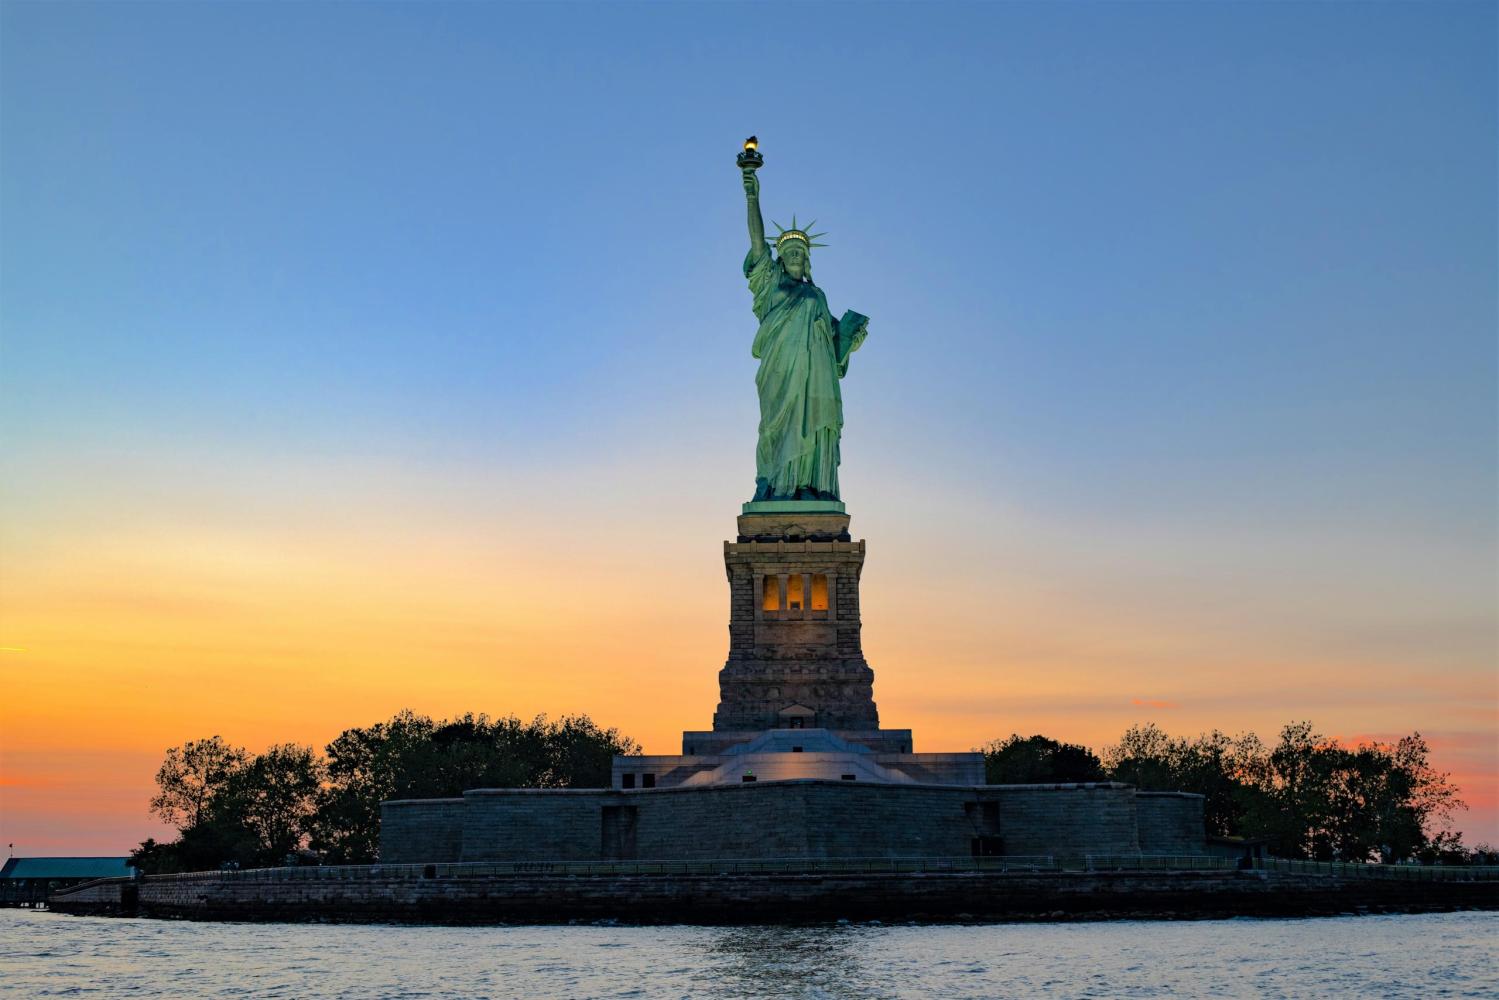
2;909;1495;998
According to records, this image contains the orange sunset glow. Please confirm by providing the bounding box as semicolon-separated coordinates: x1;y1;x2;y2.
3;441;1494;853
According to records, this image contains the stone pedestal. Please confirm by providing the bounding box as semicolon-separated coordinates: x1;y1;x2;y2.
737;500;850;541
713;509;879;732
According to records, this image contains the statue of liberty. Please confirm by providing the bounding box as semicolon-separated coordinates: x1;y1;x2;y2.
740;140;869;503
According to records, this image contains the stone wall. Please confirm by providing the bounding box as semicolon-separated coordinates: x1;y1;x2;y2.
1136;792;1208;856
381;798;465;864
461;789;610;862
50;869;1499;924
625;782;990;860
49;877;136;916
988;784;1144;856
381;780;1159;864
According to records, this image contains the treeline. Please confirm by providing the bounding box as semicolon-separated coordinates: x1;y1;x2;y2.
132;711;640;873
983;721;1482;864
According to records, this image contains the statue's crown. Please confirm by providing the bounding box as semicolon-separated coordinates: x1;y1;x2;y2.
772;214;828;250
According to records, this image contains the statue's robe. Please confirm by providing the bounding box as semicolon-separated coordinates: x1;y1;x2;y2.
745;246;868;500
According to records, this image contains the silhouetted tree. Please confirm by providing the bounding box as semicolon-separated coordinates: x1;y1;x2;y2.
540;714;641;789
225;743;324;861
149;735;247;829
983;721;1466;860
1099;720;1464;860
1104;724;1266;838
311;709;435;864
981;734;1105;785
308;710;641;863
144;712;642;869
141;738;323;871
1252;724;1463;862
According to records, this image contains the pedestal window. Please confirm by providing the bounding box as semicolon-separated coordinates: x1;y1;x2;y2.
810;574;828;611
762;575;781;612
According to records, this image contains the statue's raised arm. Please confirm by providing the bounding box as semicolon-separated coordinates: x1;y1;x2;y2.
735;137;867;505
743;167;764;255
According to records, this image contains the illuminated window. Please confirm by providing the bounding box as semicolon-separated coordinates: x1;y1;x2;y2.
811;574;828;611
762;575;781;611
787;574;804;611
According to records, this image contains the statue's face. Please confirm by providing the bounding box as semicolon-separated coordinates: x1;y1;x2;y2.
779;242;808;280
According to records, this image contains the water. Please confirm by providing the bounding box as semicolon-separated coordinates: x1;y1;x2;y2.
1;909;1494;998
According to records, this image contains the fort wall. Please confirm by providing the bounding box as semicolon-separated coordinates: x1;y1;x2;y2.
1137;792;1211;855
380;799;465;865
380;780;1196;865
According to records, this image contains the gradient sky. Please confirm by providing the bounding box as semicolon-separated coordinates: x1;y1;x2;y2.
2;2;1495;854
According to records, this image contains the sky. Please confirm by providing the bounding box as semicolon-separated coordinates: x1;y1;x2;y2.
2;1;1494;854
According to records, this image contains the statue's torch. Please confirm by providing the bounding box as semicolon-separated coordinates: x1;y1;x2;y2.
737;136;763;171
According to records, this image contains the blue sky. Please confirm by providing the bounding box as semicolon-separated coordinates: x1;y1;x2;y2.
3;2;1496;849
5;2;1493;517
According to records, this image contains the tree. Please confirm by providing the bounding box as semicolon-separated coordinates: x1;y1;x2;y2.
309;709;643;863
1275;729;1465;863
1389;733;1465;851
130;818;261;874
127;837;170;874
539;714;642;789
226;743;324;862
1259;721;1327;857
1103;724;1267;838
311;709;435;864
1098;720;1468;862
981;734;1105;785
149;736;247;830
143;739;323;870
1102;723;1177;791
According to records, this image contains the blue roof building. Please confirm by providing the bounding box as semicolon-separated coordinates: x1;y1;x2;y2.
0;857;135;906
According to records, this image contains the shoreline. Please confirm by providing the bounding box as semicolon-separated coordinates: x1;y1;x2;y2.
48;867;1499;926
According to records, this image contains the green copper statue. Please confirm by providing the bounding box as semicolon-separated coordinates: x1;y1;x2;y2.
740;141;869;502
